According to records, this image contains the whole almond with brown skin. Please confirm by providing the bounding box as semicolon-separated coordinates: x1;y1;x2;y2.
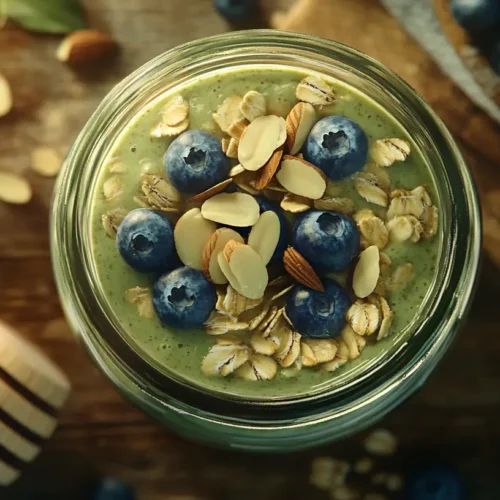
255;146;284;190
56;30;118;65
283;247;324;292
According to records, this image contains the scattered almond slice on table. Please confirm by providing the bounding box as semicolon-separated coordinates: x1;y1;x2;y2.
276;155;327;200
30;147;62;177
238;115;287;171
0;172;32;204
0;73;13;117
201;192;260;226
283;247;324;292
56;30;118;65
174;208;217;270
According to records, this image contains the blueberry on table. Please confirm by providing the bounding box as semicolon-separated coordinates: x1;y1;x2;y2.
256;197;288;262
285;279;351;338
450;0;500;32
116;209;176;273
293;210;360;272
153;267;217;328
164;130;229;194
214;0;256;20
92;478;135;500
406;466;465;500
303;116;368;180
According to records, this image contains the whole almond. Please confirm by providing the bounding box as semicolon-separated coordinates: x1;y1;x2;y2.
56;30;118;65
283;247;324;292
285;102;316;155
255;145;283;190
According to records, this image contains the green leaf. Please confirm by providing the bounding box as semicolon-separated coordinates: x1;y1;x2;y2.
5;0;87;34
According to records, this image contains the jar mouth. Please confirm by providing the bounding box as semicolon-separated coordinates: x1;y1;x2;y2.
51;30;481;420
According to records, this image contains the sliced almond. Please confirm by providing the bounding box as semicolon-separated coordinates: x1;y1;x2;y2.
276;155;326;200
102;175;123;201
102;206;128;238
358;216;388;250
190;178;233;202
150;118;189;138
238;115;287;171
353;246;380;299
201;192;260;227
229;164;245;177
354;175;388;207
125;287;155;319
174;208;217;270
0;73;13;117
30;146;62;177
233;170;260;195
225;138;239;159
283;247;324;292
370;138;410;167
161;95;189;126
296;75;336;106
239;91;267;122
213;95;245;133
235;354;278;381
346;300;380;336
247;211;281;265
202;228;244;284
221;243;269;300
281;193;312;213
56;30;117;65
314;196;354;214
227;118;248;140
255;146;284;190
285;102;316;154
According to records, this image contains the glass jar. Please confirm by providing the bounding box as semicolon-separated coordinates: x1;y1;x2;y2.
51;30;481;452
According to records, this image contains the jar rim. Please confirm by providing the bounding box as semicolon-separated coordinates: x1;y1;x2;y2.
51;30;481;428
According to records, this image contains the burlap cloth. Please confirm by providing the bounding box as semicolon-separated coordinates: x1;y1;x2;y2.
274;0;500;267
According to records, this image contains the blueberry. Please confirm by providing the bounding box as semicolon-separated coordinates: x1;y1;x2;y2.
450;0;500;32
214;0;255;20
93;478;135;500
304;116;368;180
293;210;359;272
116;209;176;273
256;197;288;262
164;130;229;193
406;466;465;500
285;279;351;338
152;267;217;329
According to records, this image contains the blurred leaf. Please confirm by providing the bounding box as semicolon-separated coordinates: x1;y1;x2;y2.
5;0;87;34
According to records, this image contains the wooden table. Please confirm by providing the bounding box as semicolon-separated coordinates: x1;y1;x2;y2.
1;1;500;498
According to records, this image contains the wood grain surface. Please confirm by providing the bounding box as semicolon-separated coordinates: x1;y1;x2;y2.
1;0;500;499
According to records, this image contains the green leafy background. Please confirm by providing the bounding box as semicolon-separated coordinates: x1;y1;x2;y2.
2;0;87;33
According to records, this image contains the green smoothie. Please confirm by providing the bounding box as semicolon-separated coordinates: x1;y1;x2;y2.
89;66;441;400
